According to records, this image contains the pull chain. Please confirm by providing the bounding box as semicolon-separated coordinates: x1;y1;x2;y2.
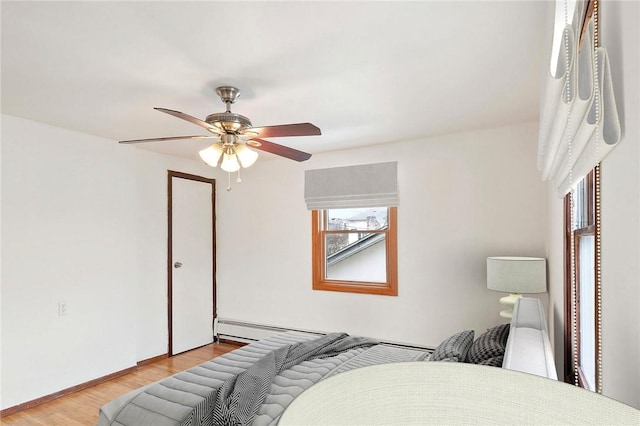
225;169;244;191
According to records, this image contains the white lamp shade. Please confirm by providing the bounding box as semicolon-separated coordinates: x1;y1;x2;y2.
487;257;546;294
199;144;223;167
235;144;258;168
221;152;240;172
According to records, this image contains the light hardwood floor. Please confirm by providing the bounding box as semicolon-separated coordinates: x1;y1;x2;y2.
1;342;241;426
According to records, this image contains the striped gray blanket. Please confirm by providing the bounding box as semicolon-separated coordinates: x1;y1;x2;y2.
96;332;429;426
212;333;378;426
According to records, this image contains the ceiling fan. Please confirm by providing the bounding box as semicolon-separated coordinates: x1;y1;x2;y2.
120;86;321;175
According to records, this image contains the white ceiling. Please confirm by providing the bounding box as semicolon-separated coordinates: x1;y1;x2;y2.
1;1;549;162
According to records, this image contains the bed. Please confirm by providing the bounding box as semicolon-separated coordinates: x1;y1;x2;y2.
96;297;555;426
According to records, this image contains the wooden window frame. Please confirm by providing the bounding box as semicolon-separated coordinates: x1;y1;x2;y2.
311;207;398;296
564;169;601;392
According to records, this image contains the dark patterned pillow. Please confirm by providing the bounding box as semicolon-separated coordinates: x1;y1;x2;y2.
467;336;504;364
430;330;474;362
426;355;460;362
467;324;510;364
478;355;504;367
485;323;510;347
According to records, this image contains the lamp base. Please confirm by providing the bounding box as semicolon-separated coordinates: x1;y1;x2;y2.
498;293;522;319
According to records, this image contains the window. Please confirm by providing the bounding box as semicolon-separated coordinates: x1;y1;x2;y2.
312;206;397;296
564;168;600;392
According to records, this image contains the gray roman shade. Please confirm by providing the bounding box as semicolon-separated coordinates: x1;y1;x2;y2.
304;162;399;210
538;5;621;197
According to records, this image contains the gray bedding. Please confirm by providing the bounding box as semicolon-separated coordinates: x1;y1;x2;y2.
96;332;429;426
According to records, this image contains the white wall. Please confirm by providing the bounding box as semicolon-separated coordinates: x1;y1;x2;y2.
1;115;137;408
0;111;4;408
546;181;565;378
545;0;640;409
216;122;547;347
599;0;639;409
0;114;214;409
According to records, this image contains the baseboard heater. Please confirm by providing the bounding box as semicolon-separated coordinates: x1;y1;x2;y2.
215;318;324;344
214;318;434;352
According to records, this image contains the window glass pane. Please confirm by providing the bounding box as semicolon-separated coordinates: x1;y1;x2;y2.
325;233;386;283
325;232;378;256
578;235;596;390
571;180;585;229
324;207;388;231
571;175;593;229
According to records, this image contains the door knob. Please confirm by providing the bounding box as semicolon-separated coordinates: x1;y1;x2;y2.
174;261;183;269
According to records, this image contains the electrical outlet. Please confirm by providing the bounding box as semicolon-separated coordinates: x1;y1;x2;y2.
58;301;68;316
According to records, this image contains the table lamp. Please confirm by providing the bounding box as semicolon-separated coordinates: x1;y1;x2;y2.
487;256;546;319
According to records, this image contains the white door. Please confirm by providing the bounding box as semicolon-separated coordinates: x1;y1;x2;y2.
170;173;215;355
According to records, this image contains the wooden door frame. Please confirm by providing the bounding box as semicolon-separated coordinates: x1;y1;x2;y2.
167;170;216;357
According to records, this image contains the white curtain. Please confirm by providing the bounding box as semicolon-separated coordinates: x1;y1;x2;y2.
304;162;399;210
538;2;621;197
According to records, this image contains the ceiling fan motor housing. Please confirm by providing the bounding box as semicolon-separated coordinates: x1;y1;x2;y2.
205;112;252;134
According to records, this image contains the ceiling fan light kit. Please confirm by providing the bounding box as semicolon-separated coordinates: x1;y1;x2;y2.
234;144;259;168
199;144;223;167
119;85;321;190
198;134;259;172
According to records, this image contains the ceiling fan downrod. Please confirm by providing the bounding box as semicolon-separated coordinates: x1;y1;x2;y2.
215;86;240;113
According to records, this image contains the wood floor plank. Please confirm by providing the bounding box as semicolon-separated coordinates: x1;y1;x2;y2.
1;342;241;425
